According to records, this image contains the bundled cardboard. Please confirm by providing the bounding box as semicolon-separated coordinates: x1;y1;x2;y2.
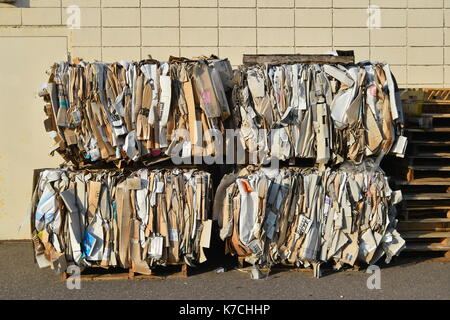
31;53;408;279
215;159;405;275
38;56;233;166
232;62;406;164
31;168;213;274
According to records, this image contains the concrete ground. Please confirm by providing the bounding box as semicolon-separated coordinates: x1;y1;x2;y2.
0;242;449;300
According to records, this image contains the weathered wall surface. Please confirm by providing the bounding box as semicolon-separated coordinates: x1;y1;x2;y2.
0;0;449;239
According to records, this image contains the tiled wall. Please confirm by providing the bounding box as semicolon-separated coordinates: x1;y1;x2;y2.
0;0;449;239
1;0;450;86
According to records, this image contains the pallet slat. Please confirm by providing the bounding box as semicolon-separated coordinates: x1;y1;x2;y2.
404;243;450;252
406;165;450;171
406;127;450;132
395;178;450;185
408;153;450;158
409;140;450;145
61;264;189;281
402;205;450;211
404;193;450;200
413;113;450;118
401;232;450;239
424;89;450;102
400;218;450;223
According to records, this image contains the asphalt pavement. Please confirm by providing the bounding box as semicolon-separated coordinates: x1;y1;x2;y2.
1;242;448;300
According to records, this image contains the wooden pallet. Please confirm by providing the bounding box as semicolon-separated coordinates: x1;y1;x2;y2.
237;259;315;274
401;231;450;239
408;144;450;157
398;220;450;233
403;193;450;201
405;130;450;139
403;165;450;181
393;88;450;258
60;264;189;281
398;199;450;221
236;257;361;277
401;205;450;212
423;89;450;103
407;128;450;133
402;88;450;116
395;178;450;185
407;113;450;130
408;153;450;158
129;264;189;280
404;239;450;252
407;165;450;171
410;140;450;145
400;231;450;259
399;218;450;223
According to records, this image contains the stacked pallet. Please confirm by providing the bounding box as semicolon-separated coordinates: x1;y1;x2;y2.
388;89;450;258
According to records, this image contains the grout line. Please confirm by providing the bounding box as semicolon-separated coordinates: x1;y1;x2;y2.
100;0;103;61
178;1;181;57
293;3;296;53
406;1;408;87
139;0;142;60
331;0;334;51
368;0;371;61
62;1;70;60
256;2;258;54
217;0;219;57
96;26;423;29
96;45;342;48
443;2;445;87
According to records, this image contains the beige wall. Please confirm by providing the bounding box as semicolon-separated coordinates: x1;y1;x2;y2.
0;36;65;240
0;0;449;239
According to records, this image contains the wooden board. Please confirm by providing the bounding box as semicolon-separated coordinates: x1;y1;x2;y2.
406;165;450;171
401;231;450;239
130;264;188;280
400;218;450;223
236;265;312;274
404;193;450;200
417;113;450;118
243;52;355;65
406;127;450;132
403;205;450;211
403;243;450;252
402;88;450;104
235;263;361;275
395;177;450;185
424;89;450;102
408;153;450;158
410;140;450;145
61;264;189;281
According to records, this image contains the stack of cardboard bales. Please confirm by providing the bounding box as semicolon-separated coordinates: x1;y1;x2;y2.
31;53;407;278
32;56;234;276
215;54;407;277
